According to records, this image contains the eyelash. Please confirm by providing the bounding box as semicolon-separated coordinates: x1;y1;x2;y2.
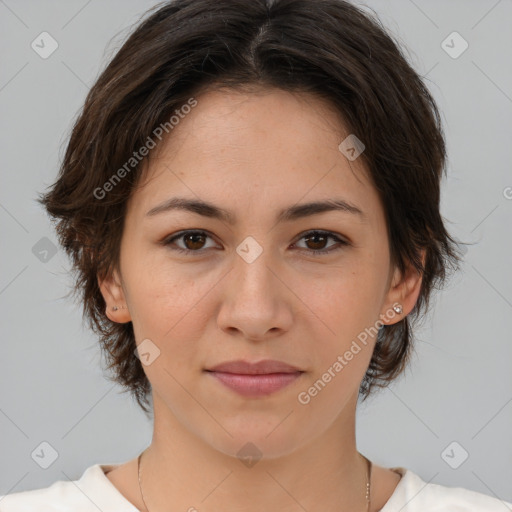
161;230;348;257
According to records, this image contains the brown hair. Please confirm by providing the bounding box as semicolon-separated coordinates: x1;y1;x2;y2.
38;0;462;414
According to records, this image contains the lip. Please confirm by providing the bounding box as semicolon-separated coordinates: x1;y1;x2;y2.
207;359;302;374
205;359;304;397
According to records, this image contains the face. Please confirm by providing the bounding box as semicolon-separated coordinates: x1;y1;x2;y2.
100;87;422;459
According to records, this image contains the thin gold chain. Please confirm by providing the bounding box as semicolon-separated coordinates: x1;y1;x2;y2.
138;448;372;512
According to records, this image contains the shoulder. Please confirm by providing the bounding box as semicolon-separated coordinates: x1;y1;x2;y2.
0;463;138;512
0;479;80;512
381;467;512;512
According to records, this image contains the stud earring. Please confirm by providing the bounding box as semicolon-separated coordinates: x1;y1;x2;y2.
393;304;403;314
112;305;127;311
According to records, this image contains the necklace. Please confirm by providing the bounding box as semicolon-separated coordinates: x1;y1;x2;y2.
137;448;372;511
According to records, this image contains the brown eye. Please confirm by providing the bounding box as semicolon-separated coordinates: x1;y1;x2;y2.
162;229;348;257
304;232;329;250
294;230;348;256
162;230;216;254
182;232;207;250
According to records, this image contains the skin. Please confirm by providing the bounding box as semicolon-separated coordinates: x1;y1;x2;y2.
99;87;424;512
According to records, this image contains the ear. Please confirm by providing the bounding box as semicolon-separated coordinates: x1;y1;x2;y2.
97;267;132;323
379;249;425;325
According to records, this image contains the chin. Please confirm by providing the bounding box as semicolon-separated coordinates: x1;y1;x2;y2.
196;414;313;462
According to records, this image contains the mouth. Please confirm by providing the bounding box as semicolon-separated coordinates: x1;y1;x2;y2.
204;359;304;397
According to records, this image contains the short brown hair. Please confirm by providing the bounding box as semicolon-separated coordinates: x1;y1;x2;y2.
38;0;462;414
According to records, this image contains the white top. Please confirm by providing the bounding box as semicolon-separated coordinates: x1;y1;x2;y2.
0;463;510;511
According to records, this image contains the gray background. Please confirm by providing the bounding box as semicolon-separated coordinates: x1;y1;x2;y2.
1;0;511;504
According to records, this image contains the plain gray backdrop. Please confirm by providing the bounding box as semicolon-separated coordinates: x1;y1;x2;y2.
1;0;511;504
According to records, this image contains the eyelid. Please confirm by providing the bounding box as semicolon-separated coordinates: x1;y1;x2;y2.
161;229;219;251
291;230;349;256
161;229;349;255
293;229;350;245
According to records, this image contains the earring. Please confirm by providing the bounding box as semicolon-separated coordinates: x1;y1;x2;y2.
112;305;127;311
393;304;403;314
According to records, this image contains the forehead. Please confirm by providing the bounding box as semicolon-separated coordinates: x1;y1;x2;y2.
128;87;383;226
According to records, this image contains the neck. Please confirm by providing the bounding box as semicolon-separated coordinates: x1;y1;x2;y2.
138;392;370;512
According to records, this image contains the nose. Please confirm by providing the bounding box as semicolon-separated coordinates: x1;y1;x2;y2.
216;245;294;342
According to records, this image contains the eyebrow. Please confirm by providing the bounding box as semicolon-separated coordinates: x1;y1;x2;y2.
145;196;365;224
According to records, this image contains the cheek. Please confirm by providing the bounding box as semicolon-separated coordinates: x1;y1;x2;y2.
126;255;222;364
296;289;375;415
296;261;383;340
291;259;384;389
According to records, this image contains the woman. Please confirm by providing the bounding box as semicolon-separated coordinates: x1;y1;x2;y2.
1;0;510;510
